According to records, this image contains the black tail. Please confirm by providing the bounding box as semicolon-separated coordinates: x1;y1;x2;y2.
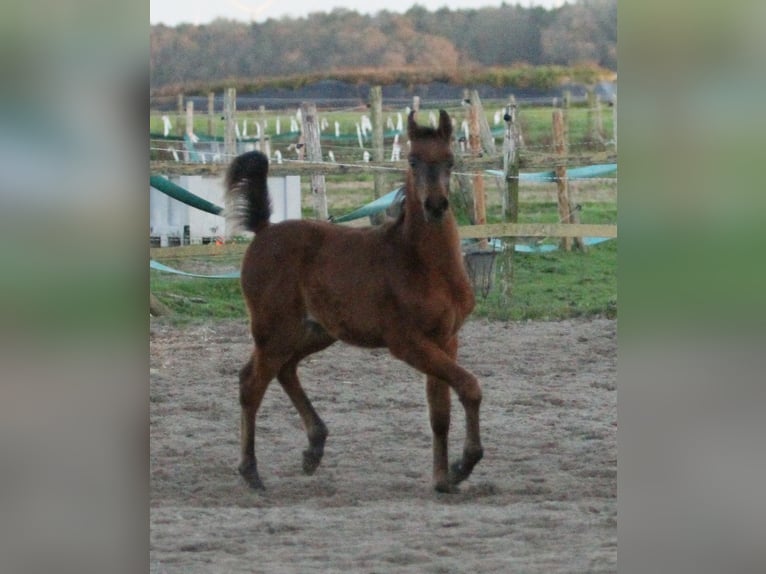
224;151;272;234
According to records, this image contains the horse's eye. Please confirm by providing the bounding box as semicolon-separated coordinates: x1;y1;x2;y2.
408;158;417;168
446;159;454;170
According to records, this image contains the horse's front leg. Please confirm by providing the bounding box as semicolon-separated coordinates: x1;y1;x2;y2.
426;375;452;492
391;336;483;492
448;389;484;488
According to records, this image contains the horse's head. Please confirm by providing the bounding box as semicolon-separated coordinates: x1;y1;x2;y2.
407;110;454;223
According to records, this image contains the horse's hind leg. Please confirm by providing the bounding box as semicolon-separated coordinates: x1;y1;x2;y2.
278;360;328;475
238;350;282;490
277;326;336;475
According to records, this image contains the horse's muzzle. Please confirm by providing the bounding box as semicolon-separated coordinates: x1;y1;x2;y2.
425;195;449;222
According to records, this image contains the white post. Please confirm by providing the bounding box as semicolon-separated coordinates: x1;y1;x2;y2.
391;134;401;161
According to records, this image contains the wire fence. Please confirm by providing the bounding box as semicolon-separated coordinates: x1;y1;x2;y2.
150;93;617;167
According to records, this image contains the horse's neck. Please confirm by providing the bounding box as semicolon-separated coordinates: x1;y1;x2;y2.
402;209;463;270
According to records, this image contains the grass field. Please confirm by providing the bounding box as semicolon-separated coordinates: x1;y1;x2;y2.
150;238;616;324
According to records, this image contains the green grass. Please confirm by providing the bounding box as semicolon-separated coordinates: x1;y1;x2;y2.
151;271;245;324
515;201;616;225
150;252;246;324
150;239;616;325
473;239;617;322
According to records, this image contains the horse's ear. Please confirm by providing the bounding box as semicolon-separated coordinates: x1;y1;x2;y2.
437;109;452;140
407;111;418;138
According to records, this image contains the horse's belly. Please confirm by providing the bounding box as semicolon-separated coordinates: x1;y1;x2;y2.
305;304;386;349
318;318;386;348
336;327;386;348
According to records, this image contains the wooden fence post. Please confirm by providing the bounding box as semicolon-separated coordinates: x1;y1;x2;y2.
586;86;604;148
595;93;604;145
552;109;572;251
207;92;215;137
468;91;488;250
185;100;194;137
300;102;328;220
453;90;474;221
369;86;386;224
503;97;521;227
184;100;194;162
562;90;570;149
501;96;522;280
612;94;617;151
552;108;585;251
470;89;496;156
223;88;237;161
176;93;184;138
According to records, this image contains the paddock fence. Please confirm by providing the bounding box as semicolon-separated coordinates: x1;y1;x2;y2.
150;89;617;265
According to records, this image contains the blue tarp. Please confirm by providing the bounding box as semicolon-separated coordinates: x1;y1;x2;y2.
150;259;240;279
486;163;617;183
150;175;224;215
513;236;612;253
333;164;617;223
332;187;403;223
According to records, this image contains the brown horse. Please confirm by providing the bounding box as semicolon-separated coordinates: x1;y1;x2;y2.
224;110;483;493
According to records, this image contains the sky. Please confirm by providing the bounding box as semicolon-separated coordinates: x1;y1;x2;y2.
151;0;569;27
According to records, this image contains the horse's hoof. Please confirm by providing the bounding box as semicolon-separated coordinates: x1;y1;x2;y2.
448;458;476;486
434;480;459;494
449;448;484;486
302;448;323;475
245;477;266;490
448;461;469;486
239;462;265;490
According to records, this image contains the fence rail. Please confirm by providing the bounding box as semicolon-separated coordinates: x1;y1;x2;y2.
460;223;616;239
150;222;616;261
150;151;617;177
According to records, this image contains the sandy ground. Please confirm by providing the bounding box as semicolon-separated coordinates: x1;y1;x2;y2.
150;316;616;573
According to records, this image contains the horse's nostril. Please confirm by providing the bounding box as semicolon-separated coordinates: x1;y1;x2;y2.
426;196;449;215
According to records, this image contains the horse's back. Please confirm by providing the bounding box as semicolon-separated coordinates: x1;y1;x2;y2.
240;217;470;349
241;218;384;306
243;219;388;276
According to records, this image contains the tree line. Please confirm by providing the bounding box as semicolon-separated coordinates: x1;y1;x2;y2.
150;0;616;91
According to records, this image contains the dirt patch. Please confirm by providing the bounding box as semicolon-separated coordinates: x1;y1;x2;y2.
150;316;616;573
